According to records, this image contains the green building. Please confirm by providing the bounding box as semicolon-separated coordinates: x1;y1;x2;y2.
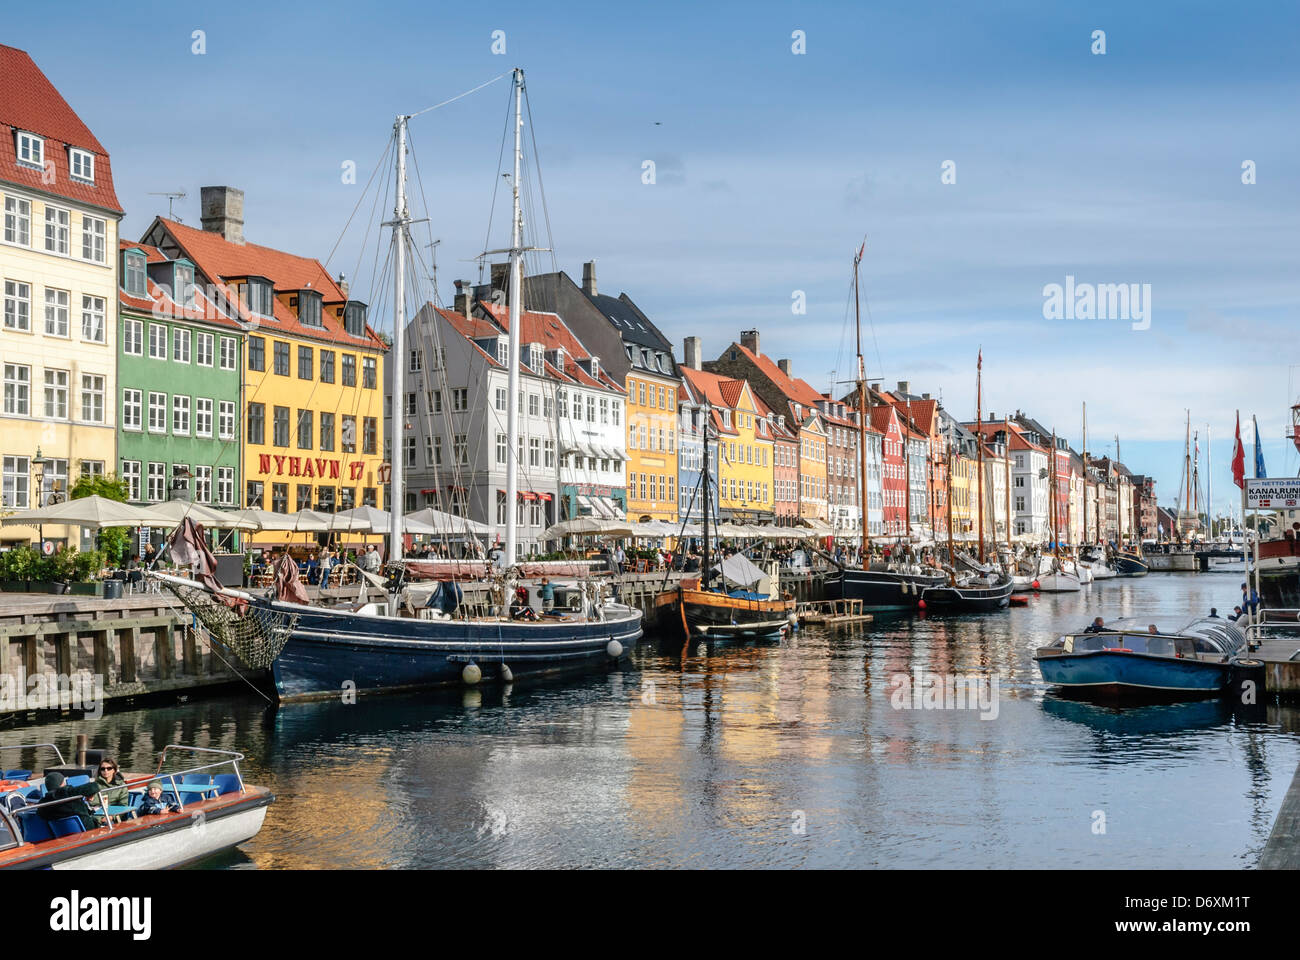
116;240;242;521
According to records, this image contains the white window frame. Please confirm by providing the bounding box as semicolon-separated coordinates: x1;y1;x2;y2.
43;368;68;419
149;323;167;359
196;331;214;367
172;395;191;435
218;400;236;440
172;327;191;364
3;279;30;331
3;196;31;246
44;287;69;337
194;465;212;503
81;215;105;263
16;132;43;169
81;295;105;343
3;363;31;416
146;462;166;502
219;336;237;370
148;392;167;433
123;318;144;355
80;373;104;423
44;205;69;255
122;388;142;430
195;397;213;437
121;460;141;501
70;148;95;183
216;467;234;506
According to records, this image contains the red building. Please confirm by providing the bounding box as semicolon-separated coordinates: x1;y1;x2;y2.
871;404;907;537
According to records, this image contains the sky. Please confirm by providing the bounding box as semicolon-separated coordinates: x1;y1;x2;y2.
8;0;1299;519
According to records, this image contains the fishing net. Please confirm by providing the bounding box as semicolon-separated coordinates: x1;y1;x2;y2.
161;580;299;670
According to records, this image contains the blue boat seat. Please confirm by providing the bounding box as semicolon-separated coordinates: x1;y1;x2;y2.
4;769;31;780
65;775;91;787
182;774;212;784
213;774;241;796
49;816;86;838
18;813;55;844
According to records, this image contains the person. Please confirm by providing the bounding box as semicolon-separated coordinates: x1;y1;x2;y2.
683;551;701;573
142;543;158;570
362;543;382;574
318;548;334;587
509;586;536;621
37;771;101;831
1147;624;1159;634
1241;582;1260;618
1229;605;1244;622
94;758;129;814
1208;607;1220;618
138;781;181;816
1084;617;1106;633
540;577;555;613
613;543;626;575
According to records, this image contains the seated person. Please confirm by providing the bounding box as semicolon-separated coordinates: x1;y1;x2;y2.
94;758;129;814
37;771;101;831
1084;617;1106;633
138;781;181;816
509;587;537;621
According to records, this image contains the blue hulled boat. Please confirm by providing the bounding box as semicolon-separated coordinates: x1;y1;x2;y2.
1034;616;1255;699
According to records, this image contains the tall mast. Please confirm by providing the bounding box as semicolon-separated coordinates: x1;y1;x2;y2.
854;242;870;560
702;401;712;591
945;430;955;585
1116;433;1124;547
1004;416;1012;558
503;68;524;566
903;399;912;538
976;349;984;563
1184;411;1192;518
1051;430;1060;565
1206;424;1212;538
389;114;409;564
1081;402;1088;546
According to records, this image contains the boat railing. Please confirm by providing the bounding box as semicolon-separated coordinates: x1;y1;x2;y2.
0;743;66;767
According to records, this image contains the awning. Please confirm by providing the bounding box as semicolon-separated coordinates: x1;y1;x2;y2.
577;494;596;515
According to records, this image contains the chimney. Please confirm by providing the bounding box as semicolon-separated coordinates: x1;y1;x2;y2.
199;186;245;245
453;279;473;319
777;358;792;377
581;261;597;298
490;262;511;303
740;329;759;355
683;336;702;371
337;273;349;299
897;380;910;395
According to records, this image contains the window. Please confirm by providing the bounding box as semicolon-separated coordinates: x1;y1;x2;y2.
217;467;234;505
273;341;290;376
409;349;422;372
119;389;142;430
298;345;313;380
148;392;167;432
4;196;31;245
454;434;468;465
454;388;469;411
403;436;416;466
219;336;237;370
43;369;68;418
69;148;94;182
3;280;30;331
404;393;416;417
248;336;265;371
363;417;377;454
342;354;356;386
316;485;336;513
195;397;213;437
600;398;608;424
529;437;540;466
587;397;596;422
297;485;313;511
4;364;30;415
16;132;43;167
271;483;288;513
121;460;140;501
432;436;443;465
194;465;212;503
299;291;322;327
363;357;377;389
247;403;265;445
428;390;442;414
219;401;236;440
149;324;167;358
343;302;366;337
544;439;555;468
320;350;334;383
80;374;104;423
81;295;105;342
80;459;105;479
243;279;273;317
172;395;190;434
496;433;507;465
298;409;313;449
147;462;166;502
273;407;290;447
44;287;69;336
195;332;214;366
612;402;621;426
173;328;191;363
528;394;539;417
2;455;30;508
123;318;143;354
495;387;507;411
44;206;69;254
342;415;356;453
81;215;105;262
246;480;264;508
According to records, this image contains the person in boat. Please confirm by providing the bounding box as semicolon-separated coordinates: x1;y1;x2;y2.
1229;605;1245;622
540;577;555;613
1148;624;1159;634
683;551;701;573
138;781;180;816
1084;617;1106;633
361;544;382;574
1208;607;1220;618
1241;582;1259;618
94;758;129;815
509;587;537;621
38;771;101;830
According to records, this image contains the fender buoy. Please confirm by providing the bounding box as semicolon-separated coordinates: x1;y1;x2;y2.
917;599;927;610
462;662;482;685
606;639;623;658
1031;580;1041;590
500;664;514;683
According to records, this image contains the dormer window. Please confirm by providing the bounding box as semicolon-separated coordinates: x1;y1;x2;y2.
497;339;509;366
343;301;367;337
298;289;323;327
528;343;545;375
641;348;650;367
123;250;147;296
174;261;195;308
15;132;43;168
655;353;668;373
590;357;599;378
625;344;634;362
236;277;273;318
69;149;94;183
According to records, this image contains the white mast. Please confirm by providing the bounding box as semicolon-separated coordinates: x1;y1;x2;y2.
389;114;409;564
503;68;524;566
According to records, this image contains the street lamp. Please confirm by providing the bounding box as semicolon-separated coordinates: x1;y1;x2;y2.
31;446;51;548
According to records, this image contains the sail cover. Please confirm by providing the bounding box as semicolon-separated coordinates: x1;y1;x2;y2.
712;552;767;590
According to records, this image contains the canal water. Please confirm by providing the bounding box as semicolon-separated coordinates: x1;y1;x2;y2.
7;571;1298;868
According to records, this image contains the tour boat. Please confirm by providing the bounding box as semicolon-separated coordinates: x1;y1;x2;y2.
1035;617;1258;699
0;744;272;870
161;70;642;702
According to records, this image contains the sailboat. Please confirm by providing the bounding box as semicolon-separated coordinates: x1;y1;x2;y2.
652;403;795;641
1112;433;1149;577
1035;429;1083;593
825;241;946;611
919;352;1011;612
155;70;643;701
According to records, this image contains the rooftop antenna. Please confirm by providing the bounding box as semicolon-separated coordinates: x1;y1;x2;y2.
148;190;188;221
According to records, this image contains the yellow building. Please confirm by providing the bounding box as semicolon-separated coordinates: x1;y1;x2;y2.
140;193;388;548
680;369;773;523
949;452;975;540
797;414;828;522
1;46;122;549
625;369;678;522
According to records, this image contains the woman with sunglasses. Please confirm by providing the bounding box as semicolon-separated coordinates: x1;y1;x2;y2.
93;758;129;815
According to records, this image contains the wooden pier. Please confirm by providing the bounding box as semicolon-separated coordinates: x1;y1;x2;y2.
1260;761;1300;869
796;599;873;627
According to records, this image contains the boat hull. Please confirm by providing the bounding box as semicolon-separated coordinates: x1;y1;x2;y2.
653;588;793;641
920;580;1013;612
1036;651;1231;696
1113;553;1149;577
825;568;947;611
1256;557;1300;609
1034;573;1082;593
270;602;644;702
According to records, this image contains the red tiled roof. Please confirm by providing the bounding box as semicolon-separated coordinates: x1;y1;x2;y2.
869;405;901;437
0;45;122;215
729;342;824;407
150;218;384;351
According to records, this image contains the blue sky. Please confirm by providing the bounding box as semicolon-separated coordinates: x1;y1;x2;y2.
11;0;1299;518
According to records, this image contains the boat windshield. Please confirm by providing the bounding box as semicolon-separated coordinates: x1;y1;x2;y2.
1068;633;1197;656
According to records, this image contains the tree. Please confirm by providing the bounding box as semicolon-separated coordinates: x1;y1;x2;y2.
70;473;131;565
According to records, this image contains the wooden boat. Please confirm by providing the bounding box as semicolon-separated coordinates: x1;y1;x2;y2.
1035;617;1258;699
1113;549;1149;577
0;744;272;870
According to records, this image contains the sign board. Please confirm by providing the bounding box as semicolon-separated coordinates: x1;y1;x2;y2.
41;540;54;556
1246;478;1300;509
